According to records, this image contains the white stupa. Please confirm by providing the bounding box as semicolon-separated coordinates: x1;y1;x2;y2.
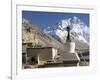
61;26;80;66
66;26;75;53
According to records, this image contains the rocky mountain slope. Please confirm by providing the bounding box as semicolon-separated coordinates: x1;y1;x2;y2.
22;18;64;50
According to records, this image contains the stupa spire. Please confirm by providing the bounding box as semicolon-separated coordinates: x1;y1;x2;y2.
66;25;71;42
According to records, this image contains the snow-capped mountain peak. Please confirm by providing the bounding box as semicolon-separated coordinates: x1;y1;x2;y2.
44;16;89;45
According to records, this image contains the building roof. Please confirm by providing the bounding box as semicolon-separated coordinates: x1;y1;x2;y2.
27;47;56;49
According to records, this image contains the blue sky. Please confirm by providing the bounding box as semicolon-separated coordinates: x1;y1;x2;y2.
22;11;89;30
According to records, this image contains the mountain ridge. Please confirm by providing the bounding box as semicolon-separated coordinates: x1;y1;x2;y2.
44;16;89;45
